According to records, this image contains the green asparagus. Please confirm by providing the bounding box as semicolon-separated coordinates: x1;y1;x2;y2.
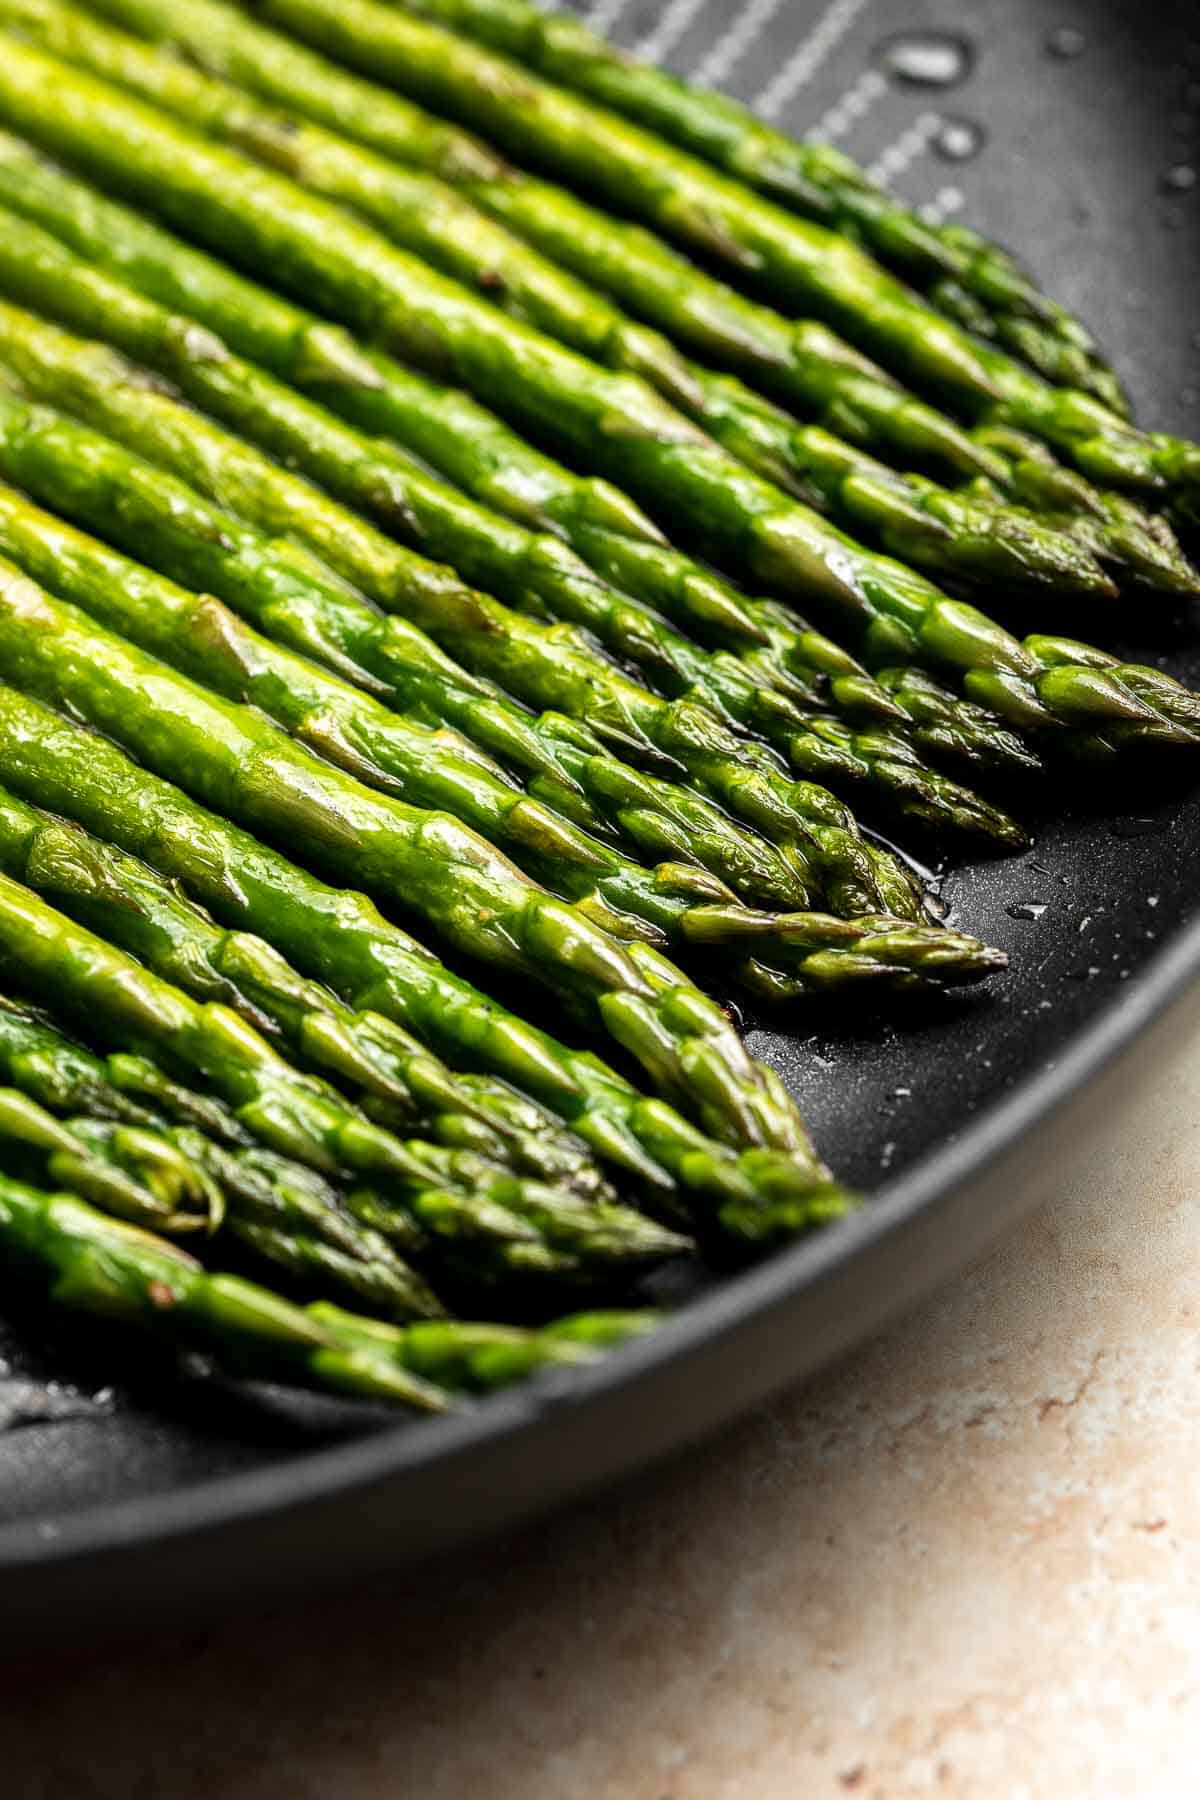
0;213;1037;839
223;0;1200;497
0;995;468;1313
0;992;243;1141
0;1168;454;1405
0;314;1018;872
0;134;1049;782
79;0;1160;568
0;53;1189;755
371;0;1124;409
0;683;854;1236
0;765;612;1196
4;789;896;1269
0;317;943;911
0;476;1007;999
0;1083;220;1230
18;0;1106;588
0;831;690;1285
307;1302;655;1392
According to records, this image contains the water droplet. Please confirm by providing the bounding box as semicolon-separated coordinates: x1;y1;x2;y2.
1007;902;1049;922
1148;894;1160;908
893;1085;912;1099
1078;914;1092;935
1045;26;1087;59
1111;815;1166;838
880;1139;897;1169
1161;162;1198;194
875;30;975;89
933;116;986;162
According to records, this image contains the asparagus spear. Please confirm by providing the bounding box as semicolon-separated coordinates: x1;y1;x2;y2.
89;0;1159;562
0;1085;452;1314
309;1302;659;1392
0;767;616;1195
22;0;1006;478
0;858;693;1282
0;216;1031;838
0;1168;456;1406
0;1083;222;1230
224;0;1200;497
0;318;943;907
0;135;1050;785
130;0;997;402
0;478;1006;999
0;559;819;1161
370;0;1124;410
0;53;1190;755
963;424;1200;595
19;0;1098;589
0;683;854;1236
0;991;242;1139
0;994;469;1311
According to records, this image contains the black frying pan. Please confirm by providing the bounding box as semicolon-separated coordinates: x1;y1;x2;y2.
0;0;1197;1650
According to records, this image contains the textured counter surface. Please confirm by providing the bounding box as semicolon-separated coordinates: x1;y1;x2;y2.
3;988;1199;1796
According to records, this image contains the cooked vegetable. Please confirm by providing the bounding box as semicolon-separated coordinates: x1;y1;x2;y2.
0;682;850;1239
0;134;1057;782
0;49;1190;758
0;0;1141;599
368;0;1125;408
0;1083;220;1231
0;1167;452;1405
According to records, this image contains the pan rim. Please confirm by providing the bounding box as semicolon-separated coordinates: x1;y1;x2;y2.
2;900;1197;1579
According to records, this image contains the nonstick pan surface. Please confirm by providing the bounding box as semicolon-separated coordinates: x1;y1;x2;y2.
0;0;1197;1648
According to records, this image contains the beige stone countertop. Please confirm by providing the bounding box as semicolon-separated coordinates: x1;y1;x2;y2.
4;985;1200;1796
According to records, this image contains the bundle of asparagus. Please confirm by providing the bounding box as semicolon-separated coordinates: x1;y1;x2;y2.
0;0;1193;1413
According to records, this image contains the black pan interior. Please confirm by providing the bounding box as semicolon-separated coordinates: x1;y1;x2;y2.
0;0;1197;1546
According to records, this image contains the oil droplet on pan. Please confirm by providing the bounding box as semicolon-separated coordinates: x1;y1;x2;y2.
1045;26;1087;60
933;117;986;162
875;30;975;89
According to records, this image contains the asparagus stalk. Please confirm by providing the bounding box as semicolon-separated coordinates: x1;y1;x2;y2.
0;477;1006;998
19;0;1108;597
0;561;819;1162
0;135;1050;785
371;0;1124;410
0;219;1032;844
309;1302;660;1392
0;684;854;1237
0;991;243;1140
0;315;941;907
50;0;1005;478
0;53;1189;756
963;424;1200;595
0;860;687;1280
0;1083;222;1230
0;767;614;1195
223;0;1200;497
0;1169;456;1406
132;0;998;403
0;1086;448;1314
78;0;1155;564
0;993;470;1311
